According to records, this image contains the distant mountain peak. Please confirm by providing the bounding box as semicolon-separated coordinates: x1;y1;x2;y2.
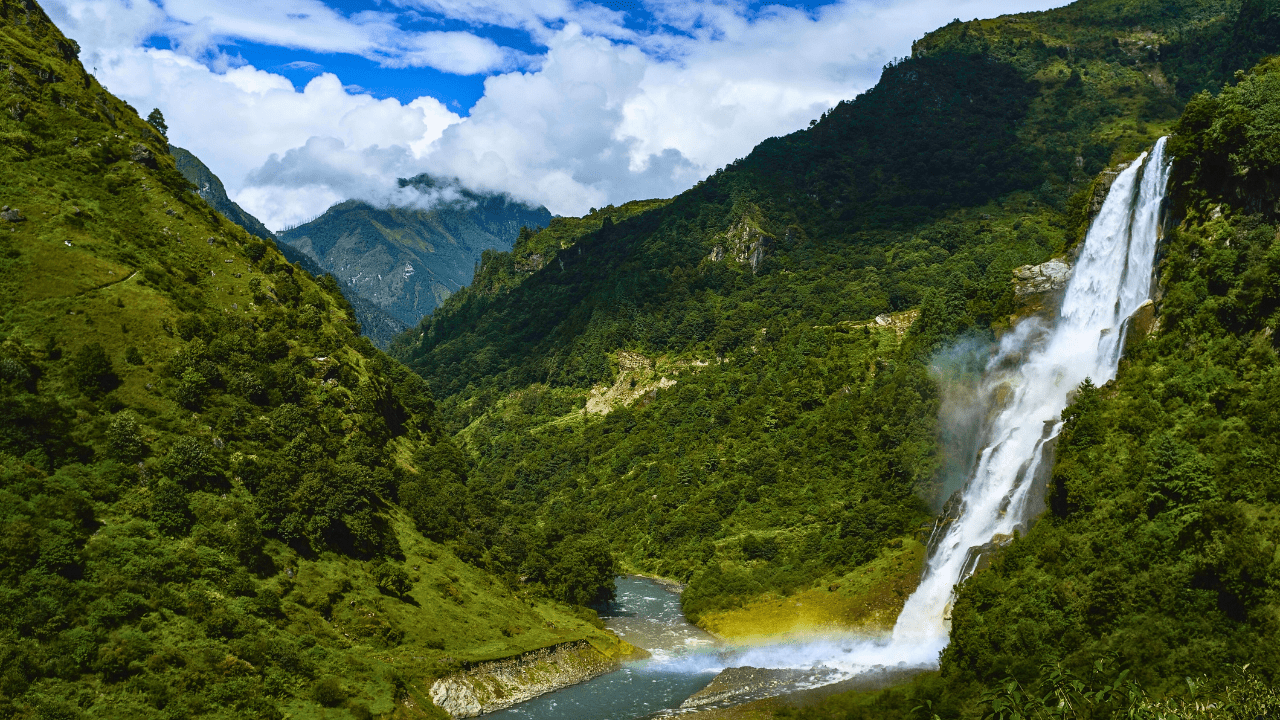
277;181;551;330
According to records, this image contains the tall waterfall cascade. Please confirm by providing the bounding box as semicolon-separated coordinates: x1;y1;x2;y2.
889;136;1173;655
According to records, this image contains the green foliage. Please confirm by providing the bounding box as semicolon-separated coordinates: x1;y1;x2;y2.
1170;55;1280;218
0;4;624;719
370;559;412;598
145;108;166;139
67;342;118;396
386;0;1280;630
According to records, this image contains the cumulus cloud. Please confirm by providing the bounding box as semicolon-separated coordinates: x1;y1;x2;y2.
43;0;1068;229
68;41;462;228
238;137;471;229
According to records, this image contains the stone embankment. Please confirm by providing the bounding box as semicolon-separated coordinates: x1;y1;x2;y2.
429;639;643;718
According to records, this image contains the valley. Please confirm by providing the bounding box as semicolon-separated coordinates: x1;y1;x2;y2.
3;0;1280;717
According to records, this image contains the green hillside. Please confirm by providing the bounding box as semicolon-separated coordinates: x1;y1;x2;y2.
278;181;552;331
785;55;1280;720
386;0;1280;713
391;0;1273;617
0;3;623;719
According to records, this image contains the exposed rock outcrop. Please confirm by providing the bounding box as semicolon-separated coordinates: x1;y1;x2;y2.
585;351;684;415
1121;299;1159;356
1011;258;1072;317
680;666;843;710
429;640;637;718
709;217;774;273
1013;258;1072;297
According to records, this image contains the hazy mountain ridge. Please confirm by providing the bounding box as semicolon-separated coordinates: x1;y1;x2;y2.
170;145;274;241
278;181;552;329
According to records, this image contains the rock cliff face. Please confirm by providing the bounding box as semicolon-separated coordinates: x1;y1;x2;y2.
708;216;774;273
428;640;638;717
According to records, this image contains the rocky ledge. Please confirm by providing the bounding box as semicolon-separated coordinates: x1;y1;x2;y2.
429;639;642;718
680;666;844;710
1011;258;1073;318
1013;258;1072;297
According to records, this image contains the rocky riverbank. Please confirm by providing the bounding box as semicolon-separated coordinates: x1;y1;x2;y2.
428;638;647;718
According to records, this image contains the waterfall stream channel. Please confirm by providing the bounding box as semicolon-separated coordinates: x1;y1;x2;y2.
486;138;1173;718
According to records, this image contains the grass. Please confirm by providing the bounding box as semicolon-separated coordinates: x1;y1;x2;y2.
698;538;926;640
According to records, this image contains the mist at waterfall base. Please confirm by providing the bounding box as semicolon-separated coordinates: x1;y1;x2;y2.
490;139;1172;716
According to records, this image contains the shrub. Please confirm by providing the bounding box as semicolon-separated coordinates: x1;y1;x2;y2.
68;343;119;395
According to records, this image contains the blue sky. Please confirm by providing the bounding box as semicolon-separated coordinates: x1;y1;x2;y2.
44;0;1065;229
146;0;849;110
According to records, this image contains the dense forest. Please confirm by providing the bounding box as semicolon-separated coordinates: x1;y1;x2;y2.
390;0;1280;626
780;54;1280;720
383;0;1280;715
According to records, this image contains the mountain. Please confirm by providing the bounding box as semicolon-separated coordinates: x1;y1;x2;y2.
0;3;629;718
278;180;552;329
389;0;1280;712
170;145;274;241
168;145;411;347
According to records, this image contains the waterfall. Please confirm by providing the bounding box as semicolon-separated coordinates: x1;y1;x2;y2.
578;139;1175;701
890;136;1172;652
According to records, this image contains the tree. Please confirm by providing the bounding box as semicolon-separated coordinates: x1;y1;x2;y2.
146;108;167;138
69;342;119;396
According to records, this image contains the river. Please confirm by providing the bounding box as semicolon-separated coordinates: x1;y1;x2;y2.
486;576;722;720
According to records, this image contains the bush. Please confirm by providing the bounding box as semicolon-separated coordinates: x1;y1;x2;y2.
312;676;346;707
68;343;118;396
106;412;147;462
370;560;412;598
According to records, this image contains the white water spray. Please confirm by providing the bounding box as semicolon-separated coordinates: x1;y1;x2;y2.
680;138;1173;686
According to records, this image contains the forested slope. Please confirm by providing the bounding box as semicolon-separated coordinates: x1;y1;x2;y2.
0;3;624;718
390;0;1280;621
781;55;1280;720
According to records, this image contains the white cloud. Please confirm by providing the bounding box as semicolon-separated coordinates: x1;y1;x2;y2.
390;0;634;43
42;0;1069;229
70;41;461;228
47;0;529;75
389;30;530;75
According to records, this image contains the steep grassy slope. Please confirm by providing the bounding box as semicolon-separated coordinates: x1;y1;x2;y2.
0;3;621;719
391;0;1279;620
278;182;551;329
